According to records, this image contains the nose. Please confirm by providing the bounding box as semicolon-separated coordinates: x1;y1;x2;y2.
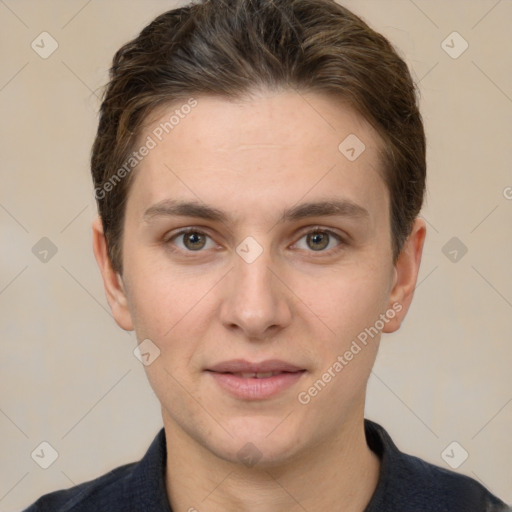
219;244;292;341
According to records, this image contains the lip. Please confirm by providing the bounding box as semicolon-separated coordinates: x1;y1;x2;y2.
205;359;306;400
207;359;304;373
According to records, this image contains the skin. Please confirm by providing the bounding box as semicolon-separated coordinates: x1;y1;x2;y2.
93;89;426;512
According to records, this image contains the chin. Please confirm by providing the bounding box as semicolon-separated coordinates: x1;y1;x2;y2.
209;415;304;468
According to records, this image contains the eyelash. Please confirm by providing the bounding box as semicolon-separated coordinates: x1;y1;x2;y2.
164;227;346;256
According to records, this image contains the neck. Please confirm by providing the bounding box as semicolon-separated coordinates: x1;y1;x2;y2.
163;412;380;512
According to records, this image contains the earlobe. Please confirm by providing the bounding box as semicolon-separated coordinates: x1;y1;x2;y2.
383;217;426;334
92;216;134;331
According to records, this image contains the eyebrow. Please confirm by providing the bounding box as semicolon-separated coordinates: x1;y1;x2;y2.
143;198;369;224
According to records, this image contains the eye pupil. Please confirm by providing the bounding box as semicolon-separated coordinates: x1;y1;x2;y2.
184;232;206;250
307;231;329;251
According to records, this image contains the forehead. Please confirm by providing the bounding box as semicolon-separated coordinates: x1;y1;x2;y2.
127;90;387;219
140;89;380;158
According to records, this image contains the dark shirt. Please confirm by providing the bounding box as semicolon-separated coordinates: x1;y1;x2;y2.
22;419;511;511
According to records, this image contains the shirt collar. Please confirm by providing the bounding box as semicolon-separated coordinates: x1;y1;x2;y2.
129;419;392;511
127;427;172;511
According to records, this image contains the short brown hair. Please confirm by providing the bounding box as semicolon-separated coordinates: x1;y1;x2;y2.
91;0;426;273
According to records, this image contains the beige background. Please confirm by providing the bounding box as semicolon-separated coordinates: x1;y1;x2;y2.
1;0;511;510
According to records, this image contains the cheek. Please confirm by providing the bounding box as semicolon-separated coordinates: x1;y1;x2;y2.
123;257;220;366
122;241;189;329
302;264;392;344
298;269;390;406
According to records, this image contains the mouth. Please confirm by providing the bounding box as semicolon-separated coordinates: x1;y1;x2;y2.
206;358;305;374
220;371;300;379
205;359;306;400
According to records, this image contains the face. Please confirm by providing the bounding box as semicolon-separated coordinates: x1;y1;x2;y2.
93;89;425;467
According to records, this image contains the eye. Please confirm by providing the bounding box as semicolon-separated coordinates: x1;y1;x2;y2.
164;227;345;255
166;228;216;252
293;228;344;253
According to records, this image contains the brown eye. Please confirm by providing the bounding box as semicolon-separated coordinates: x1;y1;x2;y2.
166;229;215;253
306;231;330;251
182;231;207;251
293;228;344;254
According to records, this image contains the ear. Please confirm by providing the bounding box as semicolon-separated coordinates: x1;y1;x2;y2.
92;216;134;331
382;217;426;333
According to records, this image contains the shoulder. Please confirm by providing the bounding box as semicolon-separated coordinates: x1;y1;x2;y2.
22;462;137;511
397;450;510;511
364;419;511;512
21;428;171;512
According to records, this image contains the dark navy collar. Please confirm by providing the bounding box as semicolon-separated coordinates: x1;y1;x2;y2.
25;418;509;511
123;419;510;511
127;427;172;511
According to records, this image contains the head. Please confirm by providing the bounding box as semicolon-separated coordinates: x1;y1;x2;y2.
92;0;426;467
